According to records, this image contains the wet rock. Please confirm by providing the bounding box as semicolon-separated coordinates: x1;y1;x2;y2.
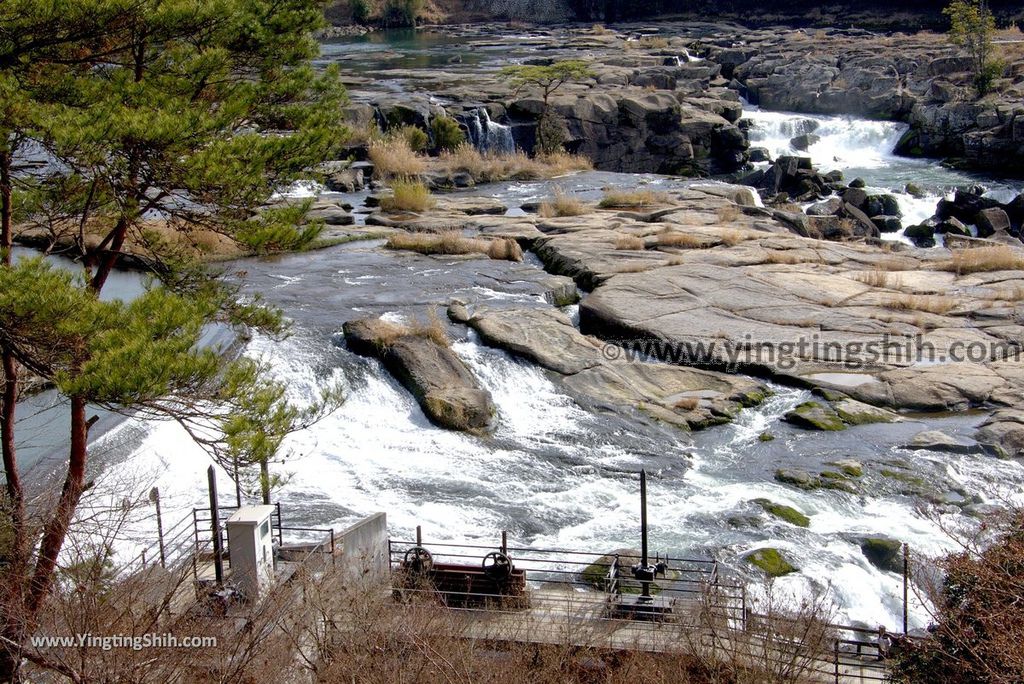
775;468;818;489
859;538;904;574
342;317;494;433
828;459;864;478
904;220;937;247
749;146;771;163
975;410;1024;458
905;183;927;198
833;398;900;425
790;133;820;151
849;178;866;189
841;187;869;212
865;194;902;218
975;207;1011;238
744;548;798;577
872;215;903;233
906;430;986;455
807;197;843;216
325;167;365;193
784;401;847;431
936;216;970;237
460;305;767;432
463;307;603;375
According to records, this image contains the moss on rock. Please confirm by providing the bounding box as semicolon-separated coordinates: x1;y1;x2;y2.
753;498;810;527
784;401;846;431
859;537;904;574
744;548;798;577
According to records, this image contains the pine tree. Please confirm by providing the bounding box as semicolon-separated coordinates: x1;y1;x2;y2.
0;1;346;678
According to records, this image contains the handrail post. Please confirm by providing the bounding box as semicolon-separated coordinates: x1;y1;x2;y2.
275;501;284;546
903;543;910;635
208;466;224;586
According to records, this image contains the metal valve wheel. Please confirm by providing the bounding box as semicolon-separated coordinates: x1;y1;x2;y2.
404;546;433;574
482;551;513;581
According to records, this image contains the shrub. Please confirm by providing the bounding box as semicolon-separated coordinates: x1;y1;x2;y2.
368;137;426;179
379;181;434;213
396;124;428;152
351;0;371;24
536;110;567;155
944;0;1000;95
380;0;421;27
891;510;1024;683
429;116;465;153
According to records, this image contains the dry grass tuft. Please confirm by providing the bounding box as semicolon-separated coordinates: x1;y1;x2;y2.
673;397;700;410
885;294;956;315
386;231;521;262
939;246;1024;275
590;23;613;35
539;189;587;218
764;249;823;265
437;145;590;183
598;189;670;209
719;230;747;247
614;235;647;250
369;137;427;180
716;205;743;223
626;36;670;49
379;181;434;213
373;311;451;348
487;237;524;262
657;231;707;249
855;269;899;288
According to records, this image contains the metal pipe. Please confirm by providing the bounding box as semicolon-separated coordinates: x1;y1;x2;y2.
150;487;166;568
640;469;648;566
903;543;910;634
208;466;224;585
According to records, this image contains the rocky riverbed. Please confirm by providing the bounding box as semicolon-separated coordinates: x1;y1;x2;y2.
34;21;1024;632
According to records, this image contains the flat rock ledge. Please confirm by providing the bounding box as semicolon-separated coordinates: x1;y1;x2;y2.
342;317;495;433
449;303;768;432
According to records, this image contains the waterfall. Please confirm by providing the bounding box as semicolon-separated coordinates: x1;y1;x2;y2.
464;108;515;155
743;107;908;172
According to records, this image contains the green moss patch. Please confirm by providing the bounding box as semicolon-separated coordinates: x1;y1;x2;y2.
753;498;810;527
744;548;798;577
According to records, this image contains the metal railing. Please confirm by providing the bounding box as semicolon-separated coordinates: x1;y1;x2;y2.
387;537;907;682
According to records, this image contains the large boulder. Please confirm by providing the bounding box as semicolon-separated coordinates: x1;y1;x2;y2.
342;317;495;433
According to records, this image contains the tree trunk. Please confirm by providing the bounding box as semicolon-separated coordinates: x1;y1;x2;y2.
260;460;271;505
26;396;89;614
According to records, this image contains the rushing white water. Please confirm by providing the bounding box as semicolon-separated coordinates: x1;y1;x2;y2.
84;321;1024;630
743;106;1024;240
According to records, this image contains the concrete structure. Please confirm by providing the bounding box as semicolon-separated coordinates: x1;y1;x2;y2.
226;505;277;599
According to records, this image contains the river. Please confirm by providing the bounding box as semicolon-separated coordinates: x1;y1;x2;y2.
22;31;1024;633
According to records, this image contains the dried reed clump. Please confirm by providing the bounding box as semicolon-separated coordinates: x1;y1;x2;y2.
369;137;427;179
379;180;434;213
938;246;1024;275
614;235;646;250
538;189;587;218
598;189;669;209
385;231;521;262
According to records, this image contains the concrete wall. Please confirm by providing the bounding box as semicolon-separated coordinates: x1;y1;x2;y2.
337;512;389;583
